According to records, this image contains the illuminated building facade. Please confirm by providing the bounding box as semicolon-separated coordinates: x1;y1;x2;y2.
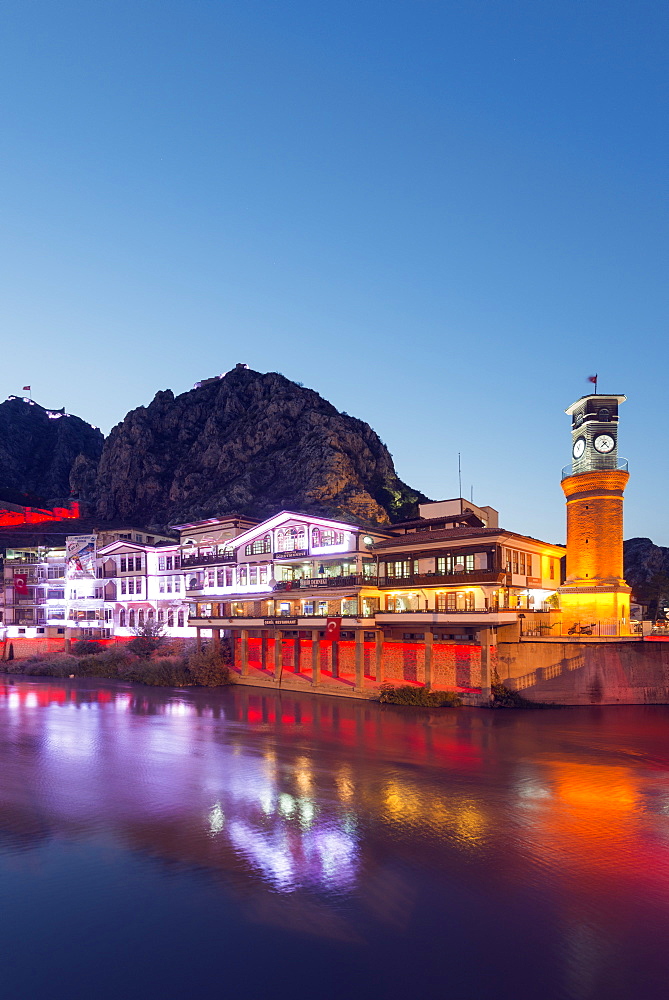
558;394;631;631
184;505;565;688
94;537;193;637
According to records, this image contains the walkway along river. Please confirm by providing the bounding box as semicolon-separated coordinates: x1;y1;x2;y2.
0;678;668;999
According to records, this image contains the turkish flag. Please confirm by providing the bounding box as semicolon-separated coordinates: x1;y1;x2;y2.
325;617;341;641
14;573;28;595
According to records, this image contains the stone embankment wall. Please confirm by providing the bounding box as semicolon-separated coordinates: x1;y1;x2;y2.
498;640;669;705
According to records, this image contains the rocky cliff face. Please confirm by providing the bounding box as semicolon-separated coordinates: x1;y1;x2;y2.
0;396;103;503
92;367;427;527
624;538;669;590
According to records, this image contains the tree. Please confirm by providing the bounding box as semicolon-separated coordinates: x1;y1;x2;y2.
127;619;166;658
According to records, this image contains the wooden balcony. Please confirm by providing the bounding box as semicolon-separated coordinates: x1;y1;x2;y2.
181;552;235;567
378;569;504;589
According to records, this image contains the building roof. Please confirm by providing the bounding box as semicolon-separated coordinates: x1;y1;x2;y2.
386;512;485;530
373;526;565;553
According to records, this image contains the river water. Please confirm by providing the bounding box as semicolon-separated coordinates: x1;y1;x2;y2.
0;679;668;1000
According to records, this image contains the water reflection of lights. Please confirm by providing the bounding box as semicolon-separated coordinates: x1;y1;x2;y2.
336;765;355;802
164;700;190;717
209;802;225;835
226;819;359;892
294;756;312;795
383;779;487;847
279;793;296;817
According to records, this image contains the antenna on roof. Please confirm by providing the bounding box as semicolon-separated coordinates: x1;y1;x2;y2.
458;453;462;499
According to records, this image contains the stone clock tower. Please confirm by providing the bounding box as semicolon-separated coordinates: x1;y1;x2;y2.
558;394;631;630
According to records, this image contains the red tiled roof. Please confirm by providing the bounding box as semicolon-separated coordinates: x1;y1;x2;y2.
373;527;565;551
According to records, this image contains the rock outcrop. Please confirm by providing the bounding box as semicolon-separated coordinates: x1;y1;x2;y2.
0;396;103;503
92;367;427;527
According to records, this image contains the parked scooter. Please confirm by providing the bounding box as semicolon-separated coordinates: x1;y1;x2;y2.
567;622;596;636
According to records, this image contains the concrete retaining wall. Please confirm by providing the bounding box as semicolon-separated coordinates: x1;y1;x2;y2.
498;639;669;705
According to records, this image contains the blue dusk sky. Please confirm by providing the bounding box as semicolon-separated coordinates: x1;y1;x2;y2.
1;1;666;543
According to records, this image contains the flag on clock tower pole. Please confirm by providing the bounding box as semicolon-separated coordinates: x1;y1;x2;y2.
588;374;597;393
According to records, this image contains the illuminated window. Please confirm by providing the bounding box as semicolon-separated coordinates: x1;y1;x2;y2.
386;560;409;578
464;592;475;611
246;535;271;555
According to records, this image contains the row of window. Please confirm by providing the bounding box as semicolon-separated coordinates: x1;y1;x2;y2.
120;578;143;595
118;608;185;628
273;527;346;552
120;556;142;572
158;555;180;570
504;549;534;576
384;553;486;578
158;576;182;593
197;566;272;588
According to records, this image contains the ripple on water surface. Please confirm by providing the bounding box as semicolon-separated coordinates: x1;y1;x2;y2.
0;679;668;1000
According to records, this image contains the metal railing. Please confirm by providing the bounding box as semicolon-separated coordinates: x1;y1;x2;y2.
274;574;376;591
528;619;636;638
181;552;235;567
561;458;628;481
377;607;514;615
378;569;503;588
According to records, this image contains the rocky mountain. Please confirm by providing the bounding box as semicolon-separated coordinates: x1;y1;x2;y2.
624;538;669;588
87;367;427;528
0;396;103;503
624;538;669;615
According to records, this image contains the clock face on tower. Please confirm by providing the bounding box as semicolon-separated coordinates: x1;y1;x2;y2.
573;436;586;459
593;433;615;454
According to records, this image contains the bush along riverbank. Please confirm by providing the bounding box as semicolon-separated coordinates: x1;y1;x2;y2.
378;684;463;708
1;644;234;689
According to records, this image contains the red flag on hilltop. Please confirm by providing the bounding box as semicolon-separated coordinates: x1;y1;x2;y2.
588;374;597;391
22;385;30;391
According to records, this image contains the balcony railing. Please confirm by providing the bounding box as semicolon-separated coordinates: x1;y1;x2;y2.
181;552;235;567
561;457;628;481
273;574;376;591
376;607;518;615
378;569;504;588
